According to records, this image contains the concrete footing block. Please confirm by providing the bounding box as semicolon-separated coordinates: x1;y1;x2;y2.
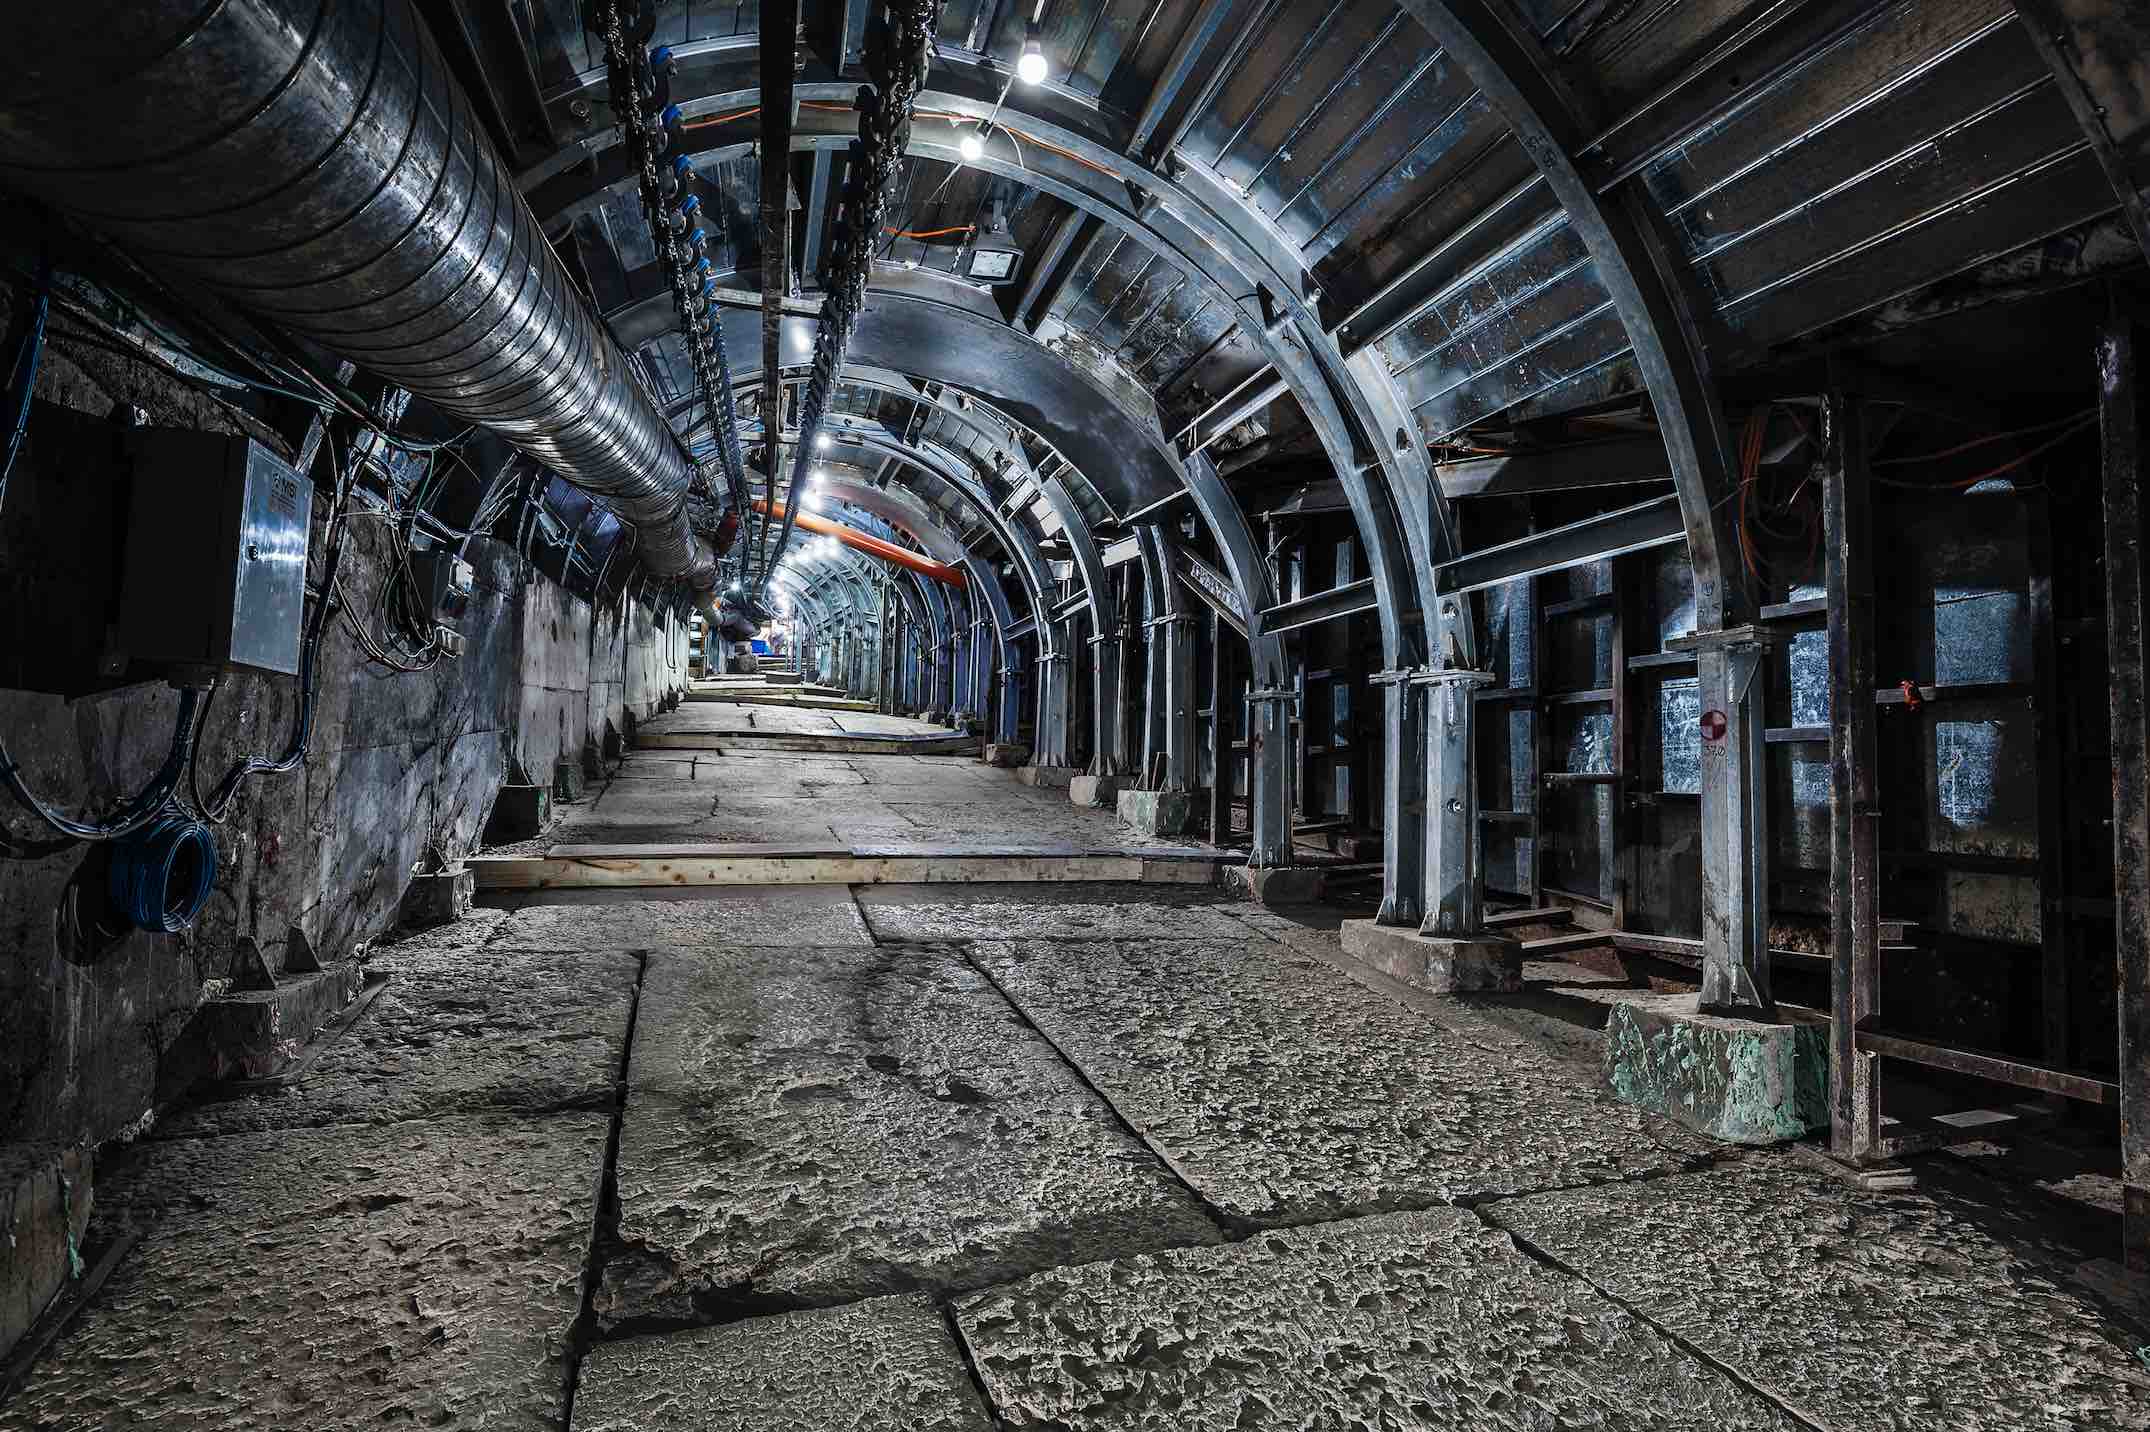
1339;920;1522;994
1601;992;1828;1145
488;784;551;841
199;962;366;1082
554;759;587;802
398;867;475;930
1068;773;1119;808
1227;864;1327;907
1016;764;1077;790
982;743;1031;769
1;1144;90;1364
1117;788;1196;837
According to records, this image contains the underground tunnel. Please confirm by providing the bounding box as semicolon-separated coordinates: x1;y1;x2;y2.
1;0;2149;1425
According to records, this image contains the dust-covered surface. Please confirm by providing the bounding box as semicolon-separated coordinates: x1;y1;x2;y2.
1487;1155;2150;1431
572;1294;993;1431
966;934;1714;1224
597;943;1218;1323
149;937;639;1139
5;1114;608;1431
953;1208;1803;1430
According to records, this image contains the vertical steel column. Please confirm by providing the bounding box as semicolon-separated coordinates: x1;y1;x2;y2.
1416;659;1493;937
1090;627;1123;775
1825;386;1882;1161
2100;310;2150;1271
1246;686;1296;866
1151;615;1199;791
1035;648;1071;766
1372;669;1425;925
1684;626;1777;1016
1208;611;1232;842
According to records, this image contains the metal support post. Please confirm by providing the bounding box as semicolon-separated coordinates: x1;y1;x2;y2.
1208;611;1232;842
1824;384;1881;1160
2100;311;2149;1272
1035;649;1071;766
1675;623;1779;1017
1090;629;1124;776
1415;667;1494;936
1371;668;1426;926
1246;685;1298;868
1148;613;1199;791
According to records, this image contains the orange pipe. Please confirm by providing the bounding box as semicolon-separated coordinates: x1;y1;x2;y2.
751;499;967;587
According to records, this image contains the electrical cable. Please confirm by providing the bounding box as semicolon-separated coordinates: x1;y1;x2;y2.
107;809;218;932
1;253;50;509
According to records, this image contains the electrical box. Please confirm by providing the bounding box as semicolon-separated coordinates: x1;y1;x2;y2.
118;432;312;679
409;547;476;629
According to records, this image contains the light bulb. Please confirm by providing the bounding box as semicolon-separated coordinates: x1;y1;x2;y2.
958;131;985;161
814;433;831;451
1017;31;1048;85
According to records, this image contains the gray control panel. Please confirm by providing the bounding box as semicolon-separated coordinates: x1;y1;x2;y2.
119;432;313;678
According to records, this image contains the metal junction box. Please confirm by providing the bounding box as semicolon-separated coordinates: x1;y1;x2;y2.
119;432;312;678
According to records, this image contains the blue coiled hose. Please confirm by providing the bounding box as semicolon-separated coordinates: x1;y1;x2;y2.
108;808;218;932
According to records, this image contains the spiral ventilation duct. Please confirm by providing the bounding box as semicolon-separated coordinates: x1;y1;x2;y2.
0;0;718;596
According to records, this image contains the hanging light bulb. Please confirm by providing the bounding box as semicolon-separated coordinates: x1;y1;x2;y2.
958;129;985;162
815;433;832;451
1017;23;1049;85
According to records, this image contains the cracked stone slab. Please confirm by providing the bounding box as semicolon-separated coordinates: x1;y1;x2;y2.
572;1294;993;1431
599;944;1218;1322
7;1113;607;1431
970;937;1712;1225
1487;1155;2150;1431
491;885;872;949
953;1207;1802;1430
153;944;638;1137
858;884;1247;944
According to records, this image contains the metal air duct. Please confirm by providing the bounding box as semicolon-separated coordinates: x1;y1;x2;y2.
0;0;717;594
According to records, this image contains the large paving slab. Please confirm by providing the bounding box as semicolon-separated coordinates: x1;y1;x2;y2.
572;1294;992;1431
952;1207;1802;1430
969;935;1713;1224
859;883;1246;943
6;1113;607;1431
490;885;874;948
1487;1155;2150;1431
154;935;638;1138
598;944;1219;1323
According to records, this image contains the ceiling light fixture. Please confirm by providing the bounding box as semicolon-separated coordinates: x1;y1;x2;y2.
1017;23;1048;85
959;130;985;161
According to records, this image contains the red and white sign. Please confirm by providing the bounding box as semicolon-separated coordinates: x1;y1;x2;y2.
1700;709;1729;744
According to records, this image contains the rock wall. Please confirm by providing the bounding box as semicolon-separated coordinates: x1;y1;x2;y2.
0;328;683;1156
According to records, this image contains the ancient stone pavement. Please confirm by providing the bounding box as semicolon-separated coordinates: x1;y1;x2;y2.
6;737;2149;1430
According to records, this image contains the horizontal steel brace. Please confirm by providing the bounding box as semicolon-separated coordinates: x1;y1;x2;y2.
1437;436;1673;499
1435;494;1686;596
1260;577;1381;634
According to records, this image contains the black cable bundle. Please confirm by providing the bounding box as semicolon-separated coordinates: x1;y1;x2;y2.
760;0;945;591
596;0;749;520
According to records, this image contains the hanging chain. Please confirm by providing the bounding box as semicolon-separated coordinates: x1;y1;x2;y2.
758;0;945;592
596;0;749;525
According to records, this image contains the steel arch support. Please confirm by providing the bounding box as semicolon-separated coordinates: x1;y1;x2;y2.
1393;0;1761;1002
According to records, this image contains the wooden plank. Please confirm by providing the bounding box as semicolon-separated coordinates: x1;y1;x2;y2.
1520;929;1613;955
465;850;1232;891
1485;905;1574;929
